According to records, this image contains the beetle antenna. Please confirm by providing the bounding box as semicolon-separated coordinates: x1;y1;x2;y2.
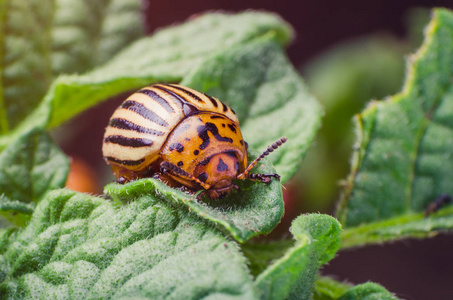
237;137;287;180
160;161;211;190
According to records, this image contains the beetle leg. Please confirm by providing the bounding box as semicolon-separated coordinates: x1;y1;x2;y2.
116;177;128;184
248;173;281;183
237;137;287;180
160;161;211;190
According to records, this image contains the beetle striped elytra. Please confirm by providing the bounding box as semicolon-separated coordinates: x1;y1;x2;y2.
102;83;286;199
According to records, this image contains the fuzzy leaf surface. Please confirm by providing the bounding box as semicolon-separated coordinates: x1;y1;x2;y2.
341;204;453;248
105;151;283;243
337;9;453;229
337;283;397;300
183;38;322;182
254;214;341;300
0;189;256;299
0;129;69;226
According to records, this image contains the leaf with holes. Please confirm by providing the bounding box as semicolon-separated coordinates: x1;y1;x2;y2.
0;189;256;299
336;9;453;240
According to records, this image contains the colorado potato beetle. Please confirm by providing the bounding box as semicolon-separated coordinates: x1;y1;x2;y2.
102;83;286;199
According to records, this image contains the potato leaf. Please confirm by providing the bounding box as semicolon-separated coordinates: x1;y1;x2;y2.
0;189;256;299
337;9;453;237
254;214;341;300
105;151;284;243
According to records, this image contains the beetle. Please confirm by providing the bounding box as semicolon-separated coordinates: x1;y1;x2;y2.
102;83;286;199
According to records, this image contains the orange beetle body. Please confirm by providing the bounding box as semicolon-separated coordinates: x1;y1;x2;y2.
102;84;285;199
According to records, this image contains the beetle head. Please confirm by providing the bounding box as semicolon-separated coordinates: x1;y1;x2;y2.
194;152;240;198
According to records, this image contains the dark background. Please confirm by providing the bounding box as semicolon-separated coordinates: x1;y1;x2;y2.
62;1;453;299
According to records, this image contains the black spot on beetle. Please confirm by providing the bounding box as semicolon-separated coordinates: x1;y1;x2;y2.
222;124;225;128
240;140;244;146
194;150;199;155
217;158;229;172
198;172;208;183
177;161;184;167
197;122;233;150
169;142;184;153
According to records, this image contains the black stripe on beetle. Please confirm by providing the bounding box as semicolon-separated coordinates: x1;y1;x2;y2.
206;95;219;107
154;85;199;115
139;89;174;113
106;156;145;166
166;84;204;103
169;142;184;153
217;158;229;172
197;122;233;150
210;115;223;119
104;135;153;148
221;102;228;113
109;118;165;136
121;100;168;127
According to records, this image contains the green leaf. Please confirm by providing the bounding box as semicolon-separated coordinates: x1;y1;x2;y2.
0;0;145;139
0;0;54;132
51;0;144;75
313;276;352;300
341;205;453;248
95;0;145;66
48;11;292;129
0;129;69;226
105;151;284;243
241;239;293;277
299;35;406;211
0;189;256;299
0;11;293;149
313;277;397;300
337;282;397;300
337;9;453;227
254;214;341;300
183;37;322;183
